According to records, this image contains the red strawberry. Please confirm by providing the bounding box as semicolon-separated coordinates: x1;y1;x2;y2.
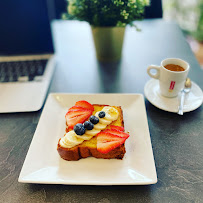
75;100;94;111
68;106;88;112
97;132;126;154
110;125;124;132
65;109;92;129
104;129;129;139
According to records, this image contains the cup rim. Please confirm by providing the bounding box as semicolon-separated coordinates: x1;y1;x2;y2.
161;58;189;73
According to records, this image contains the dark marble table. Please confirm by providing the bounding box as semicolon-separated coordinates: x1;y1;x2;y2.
0;19;202;203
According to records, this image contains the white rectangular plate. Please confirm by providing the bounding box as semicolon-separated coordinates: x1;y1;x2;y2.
19;93;157;185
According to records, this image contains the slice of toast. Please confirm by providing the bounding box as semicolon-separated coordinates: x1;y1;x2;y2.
57;105;125;161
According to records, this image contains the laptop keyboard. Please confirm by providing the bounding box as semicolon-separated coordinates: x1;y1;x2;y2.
0;59;48;83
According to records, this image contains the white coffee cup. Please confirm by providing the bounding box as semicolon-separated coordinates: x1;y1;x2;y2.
147;58;190;97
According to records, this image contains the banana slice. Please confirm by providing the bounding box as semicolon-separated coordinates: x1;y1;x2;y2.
60;131;83;148
85;129;101;136
102;106;119;121
94;123;107;130
75;133;93;140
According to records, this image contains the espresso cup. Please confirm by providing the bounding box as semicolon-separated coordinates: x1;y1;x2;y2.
147;58;190;97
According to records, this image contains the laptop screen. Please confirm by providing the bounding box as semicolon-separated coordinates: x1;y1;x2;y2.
0;0;54;56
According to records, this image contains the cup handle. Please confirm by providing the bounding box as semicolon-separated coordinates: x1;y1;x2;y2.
147;65;160;79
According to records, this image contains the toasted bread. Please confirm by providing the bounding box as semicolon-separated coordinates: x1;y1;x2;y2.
57;105;125;161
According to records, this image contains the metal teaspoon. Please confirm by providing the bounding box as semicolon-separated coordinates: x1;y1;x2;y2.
178;78;192;115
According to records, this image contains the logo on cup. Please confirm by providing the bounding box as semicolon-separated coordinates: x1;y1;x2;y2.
169;81;176;92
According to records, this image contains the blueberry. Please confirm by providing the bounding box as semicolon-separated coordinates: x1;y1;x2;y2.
84;121;94;130
98;111;105;118
74;123;86;135
89;115;99;124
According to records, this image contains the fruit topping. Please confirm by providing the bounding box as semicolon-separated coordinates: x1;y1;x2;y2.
97;132;126;154
110;125;124;132
84;121;94;130
65;109;92;129
104;129;129;139
98;111;105;118
75;100;94;111
90;115;99;124
68;106;88;112
74;123;86;135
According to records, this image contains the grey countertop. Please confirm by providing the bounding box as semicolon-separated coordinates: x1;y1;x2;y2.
0;19;203;203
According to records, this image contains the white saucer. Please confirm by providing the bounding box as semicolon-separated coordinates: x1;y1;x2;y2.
144;79;203;113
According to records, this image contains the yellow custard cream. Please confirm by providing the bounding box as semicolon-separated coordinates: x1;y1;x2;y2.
60;107;119;148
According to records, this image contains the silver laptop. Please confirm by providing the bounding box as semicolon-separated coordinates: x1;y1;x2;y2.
0;0;55;113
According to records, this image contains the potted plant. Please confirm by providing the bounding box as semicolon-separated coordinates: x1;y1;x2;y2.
64;0;150;62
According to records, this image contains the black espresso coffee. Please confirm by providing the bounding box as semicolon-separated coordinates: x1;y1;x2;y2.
164;64;185;72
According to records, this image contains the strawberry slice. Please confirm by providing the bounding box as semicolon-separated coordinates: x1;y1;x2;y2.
65;109;92;129
68;106;88;112
110;125;124;132
75;100;94;111
104;129;129;139
97;132;126;154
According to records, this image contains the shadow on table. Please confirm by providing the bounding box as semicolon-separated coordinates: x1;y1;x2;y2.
145;99;202;126
26;183;154;202
96;61;122;93
145;98;202;143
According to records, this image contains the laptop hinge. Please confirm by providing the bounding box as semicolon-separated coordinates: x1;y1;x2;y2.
0;54;53;62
